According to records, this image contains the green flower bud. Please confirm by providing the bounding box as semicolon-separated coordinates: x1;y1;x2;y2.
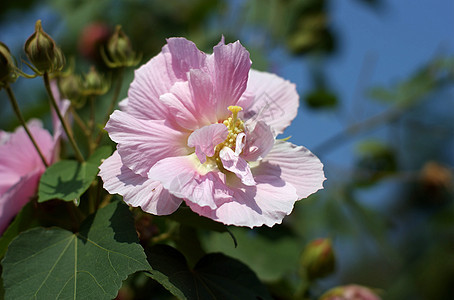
59;74;84;108
102;25;141;68
82;66;109;96
0;42;17;87
24;20;65;74
300;238;335;280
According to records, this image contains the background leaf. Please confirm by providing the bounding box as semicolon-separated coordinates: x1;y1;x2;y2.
202;227;301;282
38;146;112;202
146;244;273;300
1;201;150;300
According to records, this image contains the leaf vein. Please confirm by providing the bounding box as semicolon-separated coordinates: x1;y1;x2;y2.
33;235;75;298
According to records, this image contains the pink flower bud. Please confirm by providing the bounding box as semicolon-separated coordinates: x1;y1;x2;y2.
300;238;335;280
320;284;382;300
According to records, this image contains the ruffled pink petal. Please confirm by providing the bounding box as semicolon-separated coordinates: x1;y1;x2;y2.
241;121;275;161
159;82;199;130
0;169;42;234
234;132;246;155
148;155;233;209
127;46;177;120
118;98;128;111
127;38;210;121
105;110;191;176
0;122;53;188
219;147;255;186
187;69;218;124
210;41;252;120
99;151;182;215
186;174;297;228
253;140;325;199
237;91;255;113
187;123;228;164
161;69;221;130
166;38;207;79
243;69;299;134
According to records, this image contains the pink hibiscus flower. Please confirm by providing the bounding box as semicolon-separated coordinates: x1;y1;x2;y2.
320;285;382;300
99;38;325;227
0;84;70;234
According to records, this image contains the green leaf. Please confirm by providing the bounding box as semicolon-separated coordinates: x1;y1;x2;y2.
167;206;227;233
146;244;273;300
38;146;112;202
0;202;38;259
2;201;150;300
202;227;301;282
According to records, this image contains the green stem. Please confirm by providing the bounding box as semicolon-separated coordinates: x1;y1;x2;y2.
88;96;96;154
4;84;49;167
43;72;85;162
70;106;90;137
95;67;124;145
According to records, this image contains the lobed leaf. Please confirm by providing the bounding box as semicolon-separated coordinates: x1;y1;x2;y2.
38;146;112;203
146;244;273;300
1;201;150;300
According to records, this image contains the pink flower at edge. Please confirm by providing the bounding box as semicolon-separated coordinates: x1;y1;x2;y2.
320;284;382;300
99;37;326;228
0;82;70;234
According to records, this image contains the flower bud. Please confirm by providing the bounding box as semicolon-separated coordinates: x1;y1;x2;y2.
82;66;109;96
59;74;84;108
24;20;65;74
300;238;335;280
420;161;452;191
102;25;141;68
319;284;382;300
0;42;17;86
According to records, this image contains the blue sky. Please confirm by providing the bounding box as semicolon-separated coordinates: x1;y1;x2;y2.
279;0;454;169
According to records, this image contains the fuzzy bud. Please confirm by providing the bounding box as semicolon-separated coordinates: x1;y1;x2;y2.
24;20;65;74
300;238;335;280
319;284;382;300
102;25;141;68
0;42;17;86
82;66;109;96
